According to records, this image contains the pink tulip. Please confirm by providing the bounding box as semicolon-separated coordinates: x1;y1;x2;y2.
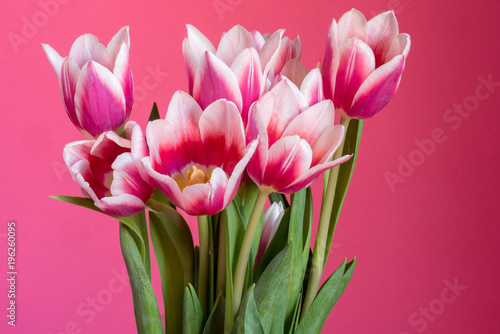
182;24;301;125
255;201;285;266
43;26;133;138
141;91;258;216
246;81;351;194
63;122;155;217
322;9;411;119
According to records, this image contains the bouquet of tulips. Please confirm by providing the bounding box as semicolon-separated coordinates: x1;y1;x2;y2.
43;9;410;334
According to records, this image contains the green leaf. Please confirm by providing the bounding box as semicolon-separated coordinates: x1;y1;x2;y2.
149;207;195;333
183;284;203;334
51;196;151;278
254;245;292;334
323;119;363;262
302;188;313;270
242;179;260;222
203;294;225;334
287;291;302;334
148;102;161;122
119;223;164;334
231;285;264;334
295;258;357;334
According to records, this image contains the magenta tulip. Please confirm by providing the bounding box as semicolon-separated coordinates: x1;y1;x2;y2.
182;24;301;125
142;91;258;216
63;122;155;217
246;81;351;193
323;9;411;119
43;26;133;138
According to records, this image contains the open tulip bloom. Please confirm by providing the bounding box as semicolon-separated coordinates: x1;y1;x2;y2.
46;9;410;334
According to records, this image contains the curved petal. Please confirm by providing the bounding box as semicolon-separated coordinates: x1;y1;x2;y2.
267;81;301;144
311;125;345;166
145;119;180;175
165;91;206;168
334;38;375;113
97;194;146;217
246;102;269;185
224;138;258;206
230;48;263;124
199;99;246;172
216;25;256;66
60;57;82;131
260;29;285;83
385;33;411;62
282;100;335;148
112;42;133;115
349;54;405;119
111;153;153;202
70;159;108;201
74;61;127;137
251;30;266;52
300;68;324;107
42;43;64;80
367;11;399;67
322;19;340;100
262;136;313;192
193;51;242;111
63;140;94;169
337;8;367;43
107;26;130;67
69;33;111;69
129;123;155;186
184;25;216;94
280;154;352;194
91;130;130;164
179;182;214;216
142;156;184;209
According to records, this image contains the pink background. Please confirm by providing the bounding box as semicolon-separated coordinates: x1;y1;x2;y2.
1;0;500;333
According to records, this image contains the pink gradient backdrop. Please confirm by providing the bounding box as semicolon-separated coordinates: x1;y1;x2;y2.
1;0;500;333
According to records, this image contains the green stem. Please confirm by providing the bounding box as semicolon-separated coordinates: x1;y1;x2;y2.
302;117;350;318
198;215;210;315
232;190;269;316
216;216;226;296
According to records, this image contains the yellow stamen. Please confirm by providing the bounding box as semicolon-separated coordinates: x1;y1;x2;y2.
186;166;209;186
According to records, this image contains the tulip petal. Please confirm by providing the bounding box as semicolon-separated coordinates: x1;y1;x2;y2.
142;156;184;208
230;48;263;124
349;54;405;119
69;34;111;69
246;102;269;185
42;44;64;80
146;119;180;175
193;52;242;111
111;153;153;202
98;194;146;217
113;43;133;114
262;136;312;192
300;68;324;107
280;58;308;88
184;25;216;94
311;125;345;166
322;19;340;100
60;58;82;131
337;9;367;43
199;99;246;173
63;140;94;169
74;61;127;137
91;131;130;164
216;25;256;66
71;159;108;201
282;100;335;148
165;91;206;168
385;33;411;62
367;11;399;66
334;38;375;113
107;26;130;68
280;154;352;194
260;29;285;83
251;30;266;52
180;183;214;216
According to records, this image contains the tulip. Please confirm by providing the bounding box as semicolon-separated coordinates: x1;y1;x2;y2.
255;201;285;266
142;91;258;216
246;81;351;194
322;9;411;119
43;26;133;138
63;122;155;217
182;24;301;125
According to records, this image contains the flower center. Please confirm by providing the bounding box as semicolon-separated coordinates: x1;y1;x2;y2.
186;166;209;186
